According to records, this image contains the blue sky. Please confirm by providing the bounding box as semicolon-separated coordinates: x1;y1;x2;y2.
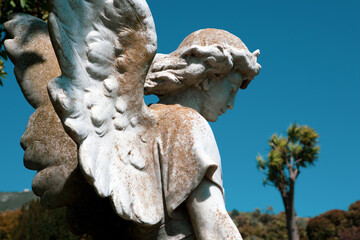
0;0;359;217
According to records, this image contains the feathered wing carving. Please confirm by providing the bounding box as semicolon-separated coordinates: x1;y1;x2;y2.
46;0;163;225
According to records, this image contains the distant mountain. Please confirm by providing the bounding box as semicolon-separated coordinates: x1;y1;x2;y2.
0;191;38;211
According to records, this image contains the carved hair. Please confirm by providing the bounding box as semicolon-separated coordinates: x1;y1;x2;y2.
145;28;261;96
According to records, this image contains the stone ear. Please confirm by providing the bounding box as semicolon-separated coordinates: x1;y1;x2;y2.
201;79;211;91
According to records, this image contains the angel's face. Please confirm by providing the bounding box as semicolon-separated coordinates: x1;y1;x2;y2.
4;13;91;210
201;73;243;122
20;103;82;208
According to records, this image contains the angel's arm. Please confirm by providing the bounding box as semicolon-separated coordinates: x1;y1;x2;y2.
186;179;243;240
4;14;60;108
182;114;242;239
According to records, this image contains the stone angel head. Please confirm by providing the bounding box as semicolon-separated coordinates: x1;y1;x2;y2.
145;28;261;122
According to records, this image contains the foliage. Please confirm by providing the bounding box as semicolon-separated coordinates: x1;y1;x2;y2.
307;201;360;240
347;201;360;226
0;209;21;240
232;201;360;240
0;0;49;86
0;199;92;240
13;200;76;240
338;226;360;240
1;197;359;239
307;216;337;240
257;124;320;190
231;207;308;240
0;58;6;86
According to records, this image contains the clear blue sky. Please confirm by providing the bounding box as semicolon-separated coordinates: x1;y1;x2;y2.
0;0;359;217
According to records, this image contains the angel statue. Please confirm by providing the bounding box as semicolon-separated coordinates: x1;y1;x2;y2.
4;0;260;239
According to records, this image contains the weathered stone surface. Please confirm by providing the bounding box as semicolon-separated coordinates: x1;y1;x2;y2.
4;1;261;239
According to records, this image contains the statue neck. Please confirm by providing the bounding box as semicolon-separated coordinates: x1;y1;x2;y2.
158;88;203;114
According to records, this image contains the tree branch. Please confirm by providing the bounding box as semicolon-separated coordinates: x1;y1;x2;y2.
294;158;303;165
278;168;288;197
293;168;299;179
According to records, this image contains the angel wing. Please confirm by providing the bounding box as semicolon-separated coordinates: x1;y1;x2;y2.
46;0;163;225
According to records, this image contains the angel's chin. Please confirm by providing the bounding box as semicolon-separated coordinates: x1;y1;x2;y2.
32;169;68;209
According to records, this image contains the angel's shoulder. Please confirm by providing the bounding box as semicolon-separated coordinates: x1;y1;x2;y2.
150;103;209;130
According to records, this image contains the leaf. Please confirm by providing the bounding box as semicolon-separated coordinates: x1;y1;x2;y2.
287;123;300;142
20;0;27;8
288;142;301;155
42;12;49;20
10;0;16;8
0;59;7;84
263;178;267;186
